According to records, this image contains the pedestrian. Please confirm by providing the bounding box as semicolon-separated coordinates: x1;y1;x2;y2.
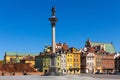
2;72;4;76
13;73;15;76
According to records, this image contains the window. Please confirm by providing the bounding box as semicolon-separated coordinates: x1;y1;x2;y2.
77;59;78;62
74;59;78;62
91;58;93;60
86;57;88;60
74;59;75;62
43;63;46;67
58;57;59;60
75;54;78;57
74;64;76;67
70;64;72;66
87;62;88;65
87;57;89;60
111;64;113;67
70;59;72;62
58;63;59;66
74;64;78;67
68;59;69;62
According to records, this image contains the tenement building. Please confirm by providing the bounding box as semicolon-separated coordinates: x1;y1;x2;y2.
66;47;81;74
114;54;120;72
4;52;39;67
81;39;116;74
35;43;69;74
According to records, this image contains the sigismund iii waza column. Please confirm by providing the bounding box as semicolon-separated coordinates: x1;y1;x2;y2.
47;7;59;76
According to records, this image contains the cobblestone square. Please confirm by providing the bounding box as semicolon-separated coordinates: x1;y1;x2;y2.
0;75;120;80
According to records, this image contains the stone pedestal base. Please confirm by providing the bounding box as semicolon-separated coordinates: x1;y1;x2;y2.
43;67;60;76
43;67;65;76
42;54;64;76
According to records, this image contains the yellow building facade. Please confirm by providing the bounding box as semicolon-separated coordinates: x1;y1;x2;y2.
4;52;38;67
56;54;61;72
66;48;81;74
25;60;35;67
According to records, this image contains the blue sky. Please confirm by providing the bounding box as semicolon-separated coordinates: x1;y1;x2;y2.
0;0;120;60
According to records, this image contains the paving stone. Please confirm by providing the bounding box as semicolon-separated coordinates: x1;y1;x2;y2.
0;75;120;80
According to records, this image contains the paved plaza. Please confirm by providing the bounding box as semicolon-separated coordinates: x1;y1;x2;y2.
0;74;120;80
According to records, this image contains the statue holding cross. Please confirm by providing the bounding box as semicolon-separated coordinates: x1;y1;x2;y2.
51;7;56;17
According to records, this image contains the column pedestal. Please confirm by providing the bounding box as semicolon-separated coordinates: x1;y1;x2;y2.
43;54;62;76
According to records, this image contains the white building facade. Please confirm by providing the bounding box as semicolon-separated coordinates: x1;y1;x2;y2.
60;52;67;74
86;52;95;73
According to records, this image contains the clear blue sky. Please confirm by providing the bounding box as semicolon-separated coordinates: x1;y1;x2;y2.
0;0;120;60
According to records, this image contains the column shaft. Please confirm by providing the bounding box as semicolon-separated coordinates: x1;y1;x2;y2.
52;26;55;53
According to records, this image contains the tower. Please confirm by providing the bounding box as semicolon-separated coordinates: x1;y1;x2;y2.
85;38;91;48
